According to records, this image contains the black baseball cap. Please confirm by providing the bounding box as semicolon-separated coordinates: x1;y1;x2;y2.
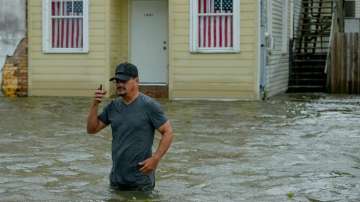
109;63;138;81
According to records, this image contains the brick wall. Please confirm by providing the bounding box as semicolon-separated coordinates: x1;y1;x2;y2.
139;85;168;98
1;37;28;97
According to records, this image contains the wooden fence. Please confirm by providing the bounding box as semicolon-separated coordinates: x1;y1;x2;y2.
328;33;360;94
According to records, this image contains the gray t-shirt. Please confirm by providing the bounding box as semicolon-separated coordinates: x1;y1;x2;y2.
98;93;167;189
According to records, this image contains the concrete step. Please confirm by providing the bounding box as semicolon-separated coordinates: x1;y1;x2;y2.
287;85;326;93
294;53;327;59
289;78;326;85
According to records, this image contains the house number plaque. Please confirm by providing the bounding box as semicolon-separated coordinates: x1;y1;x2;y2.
144;13;154;17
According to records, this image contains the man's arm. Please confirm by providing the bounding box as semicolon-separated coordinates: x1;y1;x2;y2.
87;88;107;134
139;120;173;174
87;101;107;134
152;121;173;160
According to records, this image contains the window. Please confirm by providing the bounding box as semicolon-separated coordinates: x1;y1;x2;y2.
344;0;356;18
190;0;240;53
42;0;89;53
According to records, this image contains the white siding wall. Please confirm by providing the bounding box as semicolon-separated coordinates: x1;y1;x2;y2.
345;19;360;32
169;0;260;100
344;0;360;33
28;0;110;96
357;0;360;18
265;0;291;97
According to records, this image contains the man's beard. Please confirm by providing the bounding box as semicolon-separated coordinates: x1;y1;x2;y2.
117;87;127;97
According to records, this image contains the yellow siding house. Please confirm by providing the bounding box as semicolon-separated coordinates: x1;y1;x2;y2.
28;0;262;100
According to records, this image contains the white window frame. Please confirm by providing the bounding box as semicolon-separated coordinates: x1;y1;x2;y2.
42;0;89;53
281;0;289;53
189;0;240;53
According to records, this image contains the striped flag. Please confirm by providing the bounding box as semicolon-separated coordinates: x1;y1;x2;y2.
51;0;83;49
198;0;233;48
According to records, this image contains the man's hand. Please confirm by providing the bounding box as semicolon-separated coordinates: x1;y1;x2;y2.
94;86;107;104
138;156;160;175
87;85;107;134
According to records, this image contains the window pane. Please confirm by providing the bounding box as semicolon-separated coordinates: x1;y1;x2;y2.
73;1;84;16
50;0;84;49
344;1;355;18
51;17;83;48
51;0;73;16
197;0;233;48
198;15;233;48
221;0;233;13
198;0;233;14
51;0;83;17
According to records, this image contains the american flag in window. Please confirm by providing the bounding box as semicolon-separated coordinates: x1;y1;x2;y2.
51;0;84;49
197;0;233;48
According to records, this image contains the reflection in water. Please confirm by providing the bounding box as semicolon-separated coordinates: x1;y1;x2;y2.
0;94;359;201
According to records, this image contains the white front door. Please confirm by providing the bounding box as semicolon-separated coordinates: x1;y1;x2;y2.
130;0;168;84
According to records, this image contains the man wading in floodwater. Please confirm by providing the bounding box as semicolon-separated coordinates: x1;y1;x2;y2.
86;62;173;192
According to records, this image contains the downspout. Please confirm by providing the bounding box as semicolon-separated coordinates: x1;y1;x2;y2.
259;0;267;100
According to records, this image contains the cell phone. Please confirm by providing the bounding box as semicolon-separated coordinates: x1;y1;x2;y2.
98;84;102;90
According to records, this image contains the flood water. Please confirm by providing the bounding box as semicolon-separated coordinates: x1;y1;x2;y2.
0;94;359;201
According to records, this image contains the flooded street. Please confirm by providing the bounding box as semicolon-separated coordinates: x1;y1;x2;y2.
0;94;359;201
